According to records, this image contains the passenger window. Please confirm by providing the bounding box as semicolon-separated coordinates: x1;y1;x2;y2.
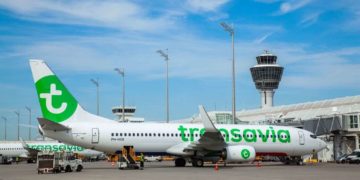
111;133;114;136
145;133;148;136
149;133;152;137
141;133;143;136
158;133;161;137
116;133;118;136
167;133;169;137
153;133;156;136
137;133;139;136
162;133;165;137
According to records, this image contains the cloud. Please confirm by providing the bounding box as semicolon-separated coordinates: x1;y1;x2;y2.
299;12;321;27
278;0;312;14
186;0;230;12
253;32;274;44
0;0;178;32
254;0;281;3
281;47;360;89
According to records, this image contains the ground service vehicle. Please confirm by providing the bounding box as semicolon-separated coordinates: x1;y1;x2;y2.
37;151;83;174
0;155;12;164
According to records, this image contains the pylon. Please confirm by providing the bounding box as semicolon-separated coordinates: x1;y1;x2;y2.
214;163;219;171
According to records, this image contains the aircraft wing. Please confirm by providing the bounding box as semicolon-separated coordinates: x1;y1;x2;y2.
20;138;39;157
185;106;226;151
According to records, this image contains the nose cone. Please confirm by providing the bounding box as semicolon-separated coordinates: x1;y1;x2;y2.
318;139;327;151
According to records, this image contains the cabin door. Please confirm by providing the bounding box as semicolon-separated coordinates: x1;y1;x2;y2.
92;128;99;144
298;131;305;145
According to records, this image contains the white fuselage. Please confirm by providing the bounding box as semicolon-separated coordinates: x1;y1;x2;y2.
0;141;103;158
41;120;326;157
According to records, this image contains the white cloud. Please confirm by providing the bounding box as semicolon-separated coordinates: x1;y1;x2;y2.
0;0;177;32
186;0;229;12
299;12;321;27
281;47;360;89
253;32;274;44
278;0;312;14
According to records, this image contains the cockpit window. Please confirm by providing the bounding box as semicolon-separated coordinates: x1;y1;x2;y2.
310;134;317;139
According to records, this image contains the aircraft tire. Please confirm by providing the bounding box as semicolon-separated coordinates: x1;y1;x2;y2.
192;159;204;167
174;158;186;167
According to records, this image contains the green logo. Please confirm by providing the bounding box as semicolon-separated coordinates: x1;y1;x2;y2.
29;144;84;152
177;125;291;143
36;75;77;123
241;149;250;159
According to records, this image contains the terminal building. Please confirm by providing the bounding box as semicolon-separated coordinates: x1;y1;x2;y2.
189;51;360;162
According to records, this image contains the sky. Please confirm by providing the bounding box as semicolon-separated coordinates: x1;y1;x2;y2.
0;0;360;140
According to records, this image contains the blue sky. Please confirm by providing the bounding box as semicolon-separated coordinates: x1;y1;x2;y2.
0;0;360;140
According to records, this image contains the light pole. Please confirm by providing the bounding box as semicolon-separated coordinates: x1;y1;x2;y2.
25;106;31;140
157;49;170;123
114;68;125;122
14;111;20;140
90;78;100;115
1;116;6;140
220;22;236;124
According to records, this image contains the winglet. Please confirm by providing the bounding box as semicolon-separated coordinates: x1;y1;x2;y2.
199;105;217;132
19;137;29;149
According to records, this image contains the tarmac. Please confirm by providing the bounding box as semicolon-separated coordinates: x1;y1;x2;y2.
1;161;359;180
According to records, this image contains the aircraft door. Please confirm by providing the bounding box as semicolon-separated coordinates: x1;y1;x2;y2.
298;131;305;145
92;128;99;144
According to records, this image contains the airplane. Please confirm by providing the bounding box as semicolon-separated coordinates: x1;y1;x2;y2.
0;140;103;163
29;59;327;167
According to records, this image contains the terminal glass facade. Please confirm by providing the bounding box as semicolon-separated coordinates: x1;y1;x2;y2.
349;115;359;129
215;113;233;124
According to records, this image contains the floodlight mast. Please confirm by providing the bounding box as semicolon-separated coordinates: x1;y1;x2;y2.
90;78;100;115
114;68;126;122
14;111;20;140
220;22;236;124
25;106;31;140
157;49;170;123
1;116;7;140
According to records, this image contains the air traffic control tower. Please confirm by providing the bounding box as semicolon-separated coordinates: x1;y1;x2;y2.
250;51;283;109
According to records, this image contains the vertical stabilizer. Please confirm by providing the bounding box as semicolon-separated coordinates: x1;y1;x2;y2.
29;60;79;124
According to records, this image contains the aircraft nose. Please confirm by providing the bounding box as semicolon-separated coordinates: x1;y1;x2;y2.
319;139;327;150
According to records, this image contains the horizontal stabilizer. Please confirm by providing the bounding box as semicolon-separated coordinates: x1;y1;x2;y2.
38;118;71;131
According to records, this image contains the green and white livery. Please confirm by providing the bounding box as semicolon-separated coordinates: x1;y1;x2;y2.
30;60;327;167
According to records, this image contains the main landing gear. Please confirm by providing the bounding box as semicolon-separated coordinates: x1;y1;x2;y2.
280;156;304;165
191;158;204;167
174;158;186;167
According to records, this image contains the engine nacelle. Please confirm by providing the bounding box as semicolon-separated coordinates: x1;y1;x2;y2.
224;145;256;162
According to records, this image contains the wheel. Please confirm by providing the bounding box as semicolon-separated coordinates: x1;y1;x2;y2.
174;158;186;167
65;166;72;172
296;160;304;166
76;165;83;172
192;159;204;167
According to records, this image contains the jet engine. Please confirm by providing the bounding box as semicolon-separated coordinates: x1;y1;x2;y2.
223;145;256;162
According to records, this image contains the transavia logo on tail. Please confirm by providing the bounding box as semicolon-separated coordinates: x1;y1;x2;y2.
241;149;250;159
36;75;77;122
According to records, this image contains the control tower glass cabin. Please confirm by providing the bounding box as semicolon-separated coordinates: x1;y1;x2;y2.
250;51;283;109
